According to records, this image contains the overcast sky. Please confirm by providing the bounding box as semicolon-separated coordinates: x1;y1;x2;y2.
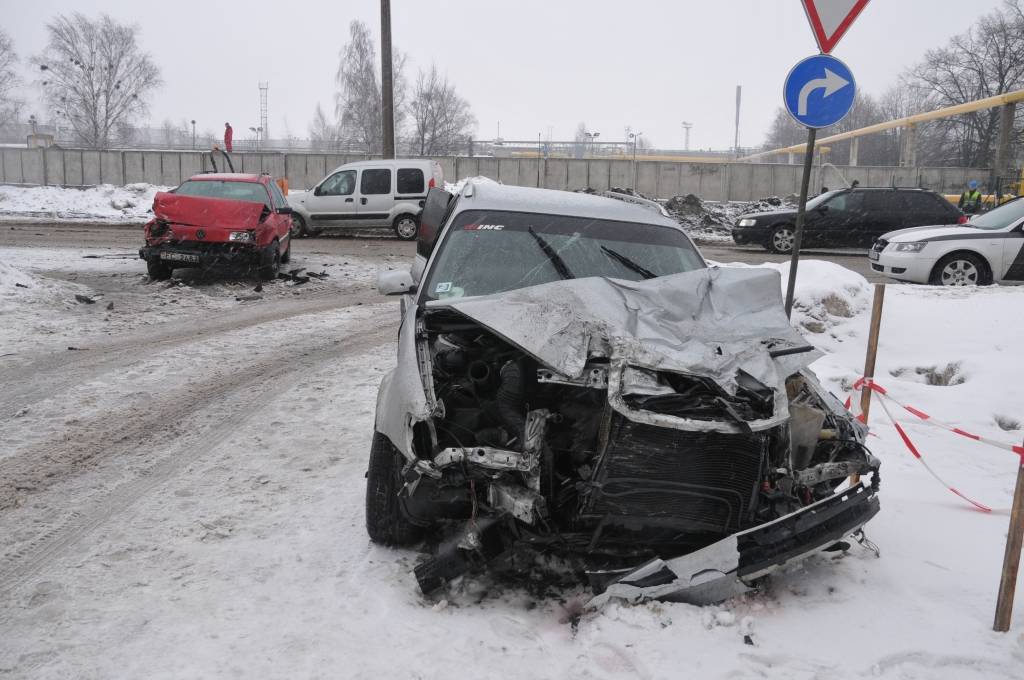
3;0;1008;149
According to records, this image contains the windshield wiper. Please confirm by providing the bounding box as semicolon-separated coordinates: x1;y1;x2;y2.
600;246;657;279
528;227;575;280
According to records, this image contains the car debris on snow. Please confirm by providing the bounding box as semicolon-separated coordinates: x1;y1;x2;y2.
74;294;97;304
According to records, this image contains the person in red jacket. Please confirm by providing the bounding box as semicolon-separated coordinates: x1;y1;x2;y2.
224;122;233;153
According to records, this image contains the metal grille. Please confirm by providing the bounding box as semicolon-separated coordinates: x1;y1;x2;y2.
585;415;767;535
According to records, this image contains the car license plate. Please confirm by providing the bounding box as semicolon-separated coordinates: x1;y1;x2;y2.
868;250;879;261
161;252;200;263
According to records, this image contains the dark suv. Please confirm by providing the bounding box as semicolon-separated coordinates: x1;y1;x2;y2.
732;187;963;253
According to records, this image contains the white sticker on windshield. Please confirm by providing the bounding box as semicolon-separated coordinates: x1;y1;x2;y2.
435;282;453;293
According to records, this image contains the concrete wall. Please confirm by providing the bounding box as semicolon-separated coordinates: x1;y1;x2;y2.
0;147;988;201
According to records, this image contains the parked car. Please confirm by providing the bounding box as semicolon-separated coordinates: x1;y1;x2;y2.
871;195;1024;286
139;173;293;281
288;159;444;240
732;187;963;253
366;180;881;605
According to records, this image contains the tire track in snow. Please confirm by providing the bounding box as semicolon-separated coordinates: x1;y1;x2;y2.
0;317;395;600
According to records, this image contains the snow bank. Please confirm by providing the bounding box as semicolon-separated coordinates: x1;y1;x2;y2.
444;175;499;194
665;194;795;244
0;183;167;222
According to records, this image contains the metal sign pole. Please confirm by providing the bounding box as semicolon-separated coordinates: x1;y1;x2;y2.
994;450;1024;632
784;127;818;317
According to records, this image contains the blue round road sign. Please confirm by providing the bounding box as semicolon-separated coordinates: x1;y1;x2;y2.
784;54;856;129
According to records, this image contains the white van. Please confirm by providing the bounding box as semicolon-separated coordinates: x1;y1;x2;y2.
288;159;444;240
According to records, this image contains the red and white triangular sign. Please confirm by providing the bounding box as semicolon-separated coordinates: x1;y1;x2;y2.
801;0;871;53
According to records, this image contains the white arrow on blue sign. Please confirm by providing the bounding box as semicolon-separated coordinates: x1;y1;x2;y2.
783;54;856;129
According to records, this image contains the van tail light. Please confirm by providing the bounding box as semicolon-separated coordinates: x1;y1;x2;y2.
428;177;436;189
957;214;968;224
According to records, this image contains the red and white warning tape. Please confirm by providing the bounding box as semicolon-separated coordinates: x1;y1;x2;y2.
845;377;1024;513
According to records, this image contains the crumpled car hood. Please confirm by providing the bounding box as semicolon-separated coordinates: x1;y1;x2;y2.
152;192;267;230
429;267;820;432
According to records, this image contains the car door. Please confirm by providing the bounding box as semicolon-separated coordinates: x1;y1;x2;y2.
809;191;864;247
856;191;902;246
267;180;292;242
303;168;358;227
1000;223;1024;283
356;167;394;227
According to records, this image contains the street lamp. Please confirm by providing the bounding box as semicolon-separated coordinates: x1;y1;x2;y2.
584;131;601;157
629;131;643;189
191;120;196;150
249;126;263;151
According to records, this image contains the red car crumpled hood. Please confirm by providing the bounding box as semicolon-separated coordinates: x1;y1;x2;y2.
152;192;268;229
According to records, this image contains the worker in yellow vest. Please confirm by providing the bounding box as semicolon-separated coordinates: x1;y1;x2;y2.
958;180;983;214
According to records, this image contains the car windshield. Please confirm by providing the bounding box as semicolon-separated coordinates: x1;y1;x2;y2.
805;190;844;210
421;209;706;301
968;197;1024;230
175;180;271;208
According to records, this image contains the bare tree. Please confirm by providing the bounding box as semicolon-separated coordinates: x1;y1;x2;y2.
407;64;476;156
334;20;407;154
309;102;340;149
905;0;1024;166
0;29;23;131
33;13;161;149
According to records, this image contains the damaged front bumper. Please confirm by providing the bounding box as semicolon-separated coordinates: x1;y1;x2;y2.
139;242;264;269
587;481;880;608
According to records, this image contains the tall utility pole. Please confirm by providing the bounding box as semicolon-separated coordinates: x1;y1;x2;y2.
681;121;692;151
380;0;395;159
734;85;742;157
259;82;269;143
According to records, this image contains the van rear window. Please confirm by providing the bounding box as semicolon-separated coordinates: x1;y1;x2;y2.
397;168;425;195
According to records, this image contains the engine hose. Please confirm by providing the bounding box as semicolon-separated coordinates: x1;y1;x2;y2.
496;360;526;443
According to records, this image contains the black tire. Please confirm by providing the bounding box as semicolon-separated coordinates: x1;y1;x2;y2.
366;432;424;546
393;214;419;241
258;241;280;281
280;237;291;264
289;214;305;239
929;251;990;286
768;225;795;254
147;259;173;281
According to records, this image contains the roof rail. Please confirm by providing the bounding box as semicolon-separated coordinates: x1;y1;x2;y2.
600;190;670;218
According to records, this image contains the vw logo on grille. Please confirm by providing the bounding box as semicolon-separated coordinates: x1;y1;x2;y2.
196;229;206;240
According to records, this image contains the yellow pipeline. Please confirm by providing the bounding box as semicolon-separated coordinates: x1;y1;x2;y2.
744;89;1024;160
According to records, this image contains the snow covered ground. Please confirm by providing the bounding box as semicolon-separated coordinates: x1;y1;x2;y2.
1;237;1023;678
0;183;168;223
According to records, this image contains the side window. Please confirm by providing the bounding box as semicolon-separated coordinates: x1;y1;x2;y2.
829;192;862;212
361;168;392;195
397;168;425;195
268;180;286;208
318;170;356;196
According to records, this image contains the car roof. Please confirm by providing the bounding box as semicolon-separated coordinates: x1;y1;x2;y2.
453;180;682;229
331;159;437;170
186;173;267;183
837;186;940;193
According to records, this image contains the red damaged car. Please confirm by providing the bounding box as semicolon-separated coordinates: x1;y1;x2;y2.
139;173;294;280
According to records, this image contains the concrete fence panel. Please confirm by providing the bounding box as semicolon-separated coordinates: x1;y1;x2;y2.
699;164;726;201
750;165;774;199
180;153;202;182
64;150;84;186
587;161;611;191
260;154;285;179
138;152;161;185
44;148;65;185
304;155;327;190
679;164;702;196
101;152;124;186
636;162;658;197
544;159;569;191
160;153;181;186
515;159;540;188
1;148;23;183
82;151;102;185
476;157;499;181
656;163;681;199
455;157;480;179
284;154;305;188
22;150;44;185
566;160;589;191
609;161;633;189
437;158;457;185
727;165;753;202
497;159;519;185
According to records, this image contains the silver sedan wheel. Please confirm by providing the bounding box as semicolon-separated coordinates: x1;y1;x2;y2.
939;259;980;286
771;227;795;253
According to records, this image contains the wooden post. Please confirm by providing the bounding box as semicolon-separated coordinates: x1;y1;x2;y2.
850;284;885;487
860;284;886;422
994;451;1024;632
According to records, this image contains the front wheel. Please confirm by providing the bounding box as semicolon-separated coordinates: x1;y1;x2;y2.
769;225;795;254
930;252;988;286
393;214;419;241
365;432;424;545
147;259;173;281
289;214;305;239
258;241;280;280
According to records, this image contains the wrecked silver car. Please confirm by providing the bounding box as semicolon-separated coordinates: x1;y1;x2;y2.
367;181;879;606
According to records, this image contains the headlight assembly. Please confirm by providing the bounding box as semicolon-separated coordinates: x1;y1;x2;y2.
892;242;927;253
737;218;757;227
229;231;254;242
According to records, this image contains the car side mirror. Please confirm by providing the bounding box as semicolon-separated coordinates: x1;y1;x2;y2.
377;269;416;296
817;205;829;213
276;206;293;215
313;184;323;197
